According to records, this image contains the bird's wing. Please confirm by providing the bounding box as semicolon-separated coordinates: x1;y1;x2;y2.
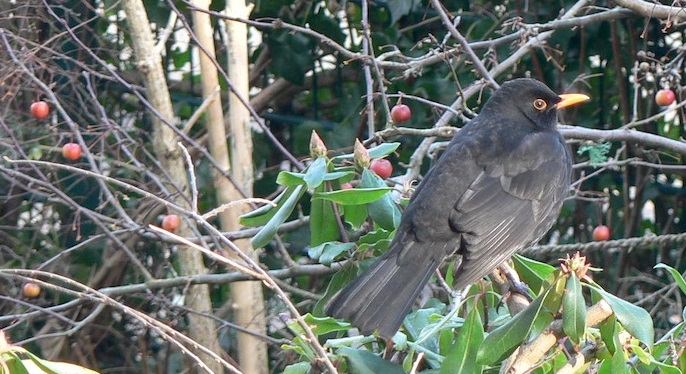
448;131;571;290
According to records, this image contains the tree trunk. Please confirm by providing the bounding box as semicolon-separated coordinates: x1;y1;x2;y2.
191;0;268;372
225;1;269;372
121;1;223;372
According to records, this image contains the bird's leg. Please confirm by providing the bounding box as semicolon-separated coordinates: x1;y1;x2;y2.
499;263;534;300
489;264;532;316
434;268;459;300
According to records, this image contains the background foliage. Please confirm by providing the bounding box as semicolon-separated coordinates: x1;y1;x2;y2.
2;0;686;372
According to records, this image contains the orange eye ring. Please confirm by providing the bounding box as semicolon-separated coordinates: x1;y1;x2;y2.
533;99;547;110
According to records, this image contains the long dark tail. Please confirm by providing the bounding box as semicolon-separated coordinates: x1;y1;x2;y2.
325;237;441;337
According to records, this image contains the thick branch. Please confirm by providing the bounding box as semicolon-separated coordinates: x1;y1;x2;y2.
613;0;686;22
559;126;686;155
504;300;613;373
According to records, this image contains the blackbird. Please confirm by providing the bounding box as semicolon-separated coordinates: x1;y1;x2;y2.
325;78;590;337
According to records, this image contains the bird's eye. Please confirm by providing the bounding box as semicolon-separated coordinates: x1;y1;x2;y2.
533;99;547;111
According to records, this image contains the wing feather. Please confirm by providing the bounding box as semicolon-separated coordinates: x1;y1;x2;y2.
449;132;571;290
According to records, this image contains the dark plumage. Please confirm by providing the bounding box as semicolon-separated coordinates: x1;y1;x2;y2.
325;78;590;337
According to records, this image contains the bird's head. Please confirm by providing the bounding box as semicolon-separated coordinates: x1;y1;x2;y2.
482;78;590;129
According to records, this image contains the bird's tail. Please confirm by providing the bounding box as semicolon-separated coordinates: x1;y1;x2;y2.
325;237;441;337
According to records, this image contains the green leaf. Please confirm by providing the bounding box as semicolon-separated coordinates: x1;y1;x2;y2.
310;184;340;246
342;203;368;228
239;187;290;227
655;263;686;296
337;347;405;374
598;315;619;355
313;188;391;205
598;347;630;374
590;285;655;347
283;362;311;374
404;306;445;341
266;30;311;85
650;359;681;374
441;306;484;374
356;229;393;255
303;157;327;189
1;351;29;374
308;242;355;266
361;169;400;230
300;313;352;335
308;10;346;44
277;169;353;186
387;0;415;25
22;349;101;373
630;344;652;365
512;254;556;293
444;261;456;289
282;336;316;361
562;273;586;344
477;283;557;365
251;184;306;248
332;143;401;161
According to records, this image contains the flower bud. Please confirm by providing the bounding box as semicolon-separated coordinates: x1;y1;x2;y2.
309;130;328;159
353;139;370;169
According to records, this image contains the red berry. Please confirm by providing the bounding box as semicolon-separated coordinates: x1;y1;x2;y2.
655;89;676;106
162;214;181;232
390;104;412;123
30;101;50;119
340;182;354;190
593;225;610;241
23;282;41;298
370;159;393;179
61;143;82;161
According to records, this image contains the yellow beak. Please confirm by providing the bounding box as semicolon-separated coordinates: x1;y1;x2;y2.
555;93;591;109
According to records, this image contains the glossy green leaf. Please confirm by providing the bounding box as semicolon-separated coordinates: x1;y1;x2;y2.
283;362;310;374
361;169;400;230
267;30;310;85
404;306;444;341
356;229;393;255
281;336;316;361
512;254;556;293
276;171;306;186
276;169;353;186
342;203;368;228
441;305;484;374
598;347;629;374
655;263;686;296
590;286;655;347
332;142;401;161
308;9;346;44
387;0;415;25
310;184;340;246
650;359;681;374
599;315;619;355
477;284;556;365
438;327;453;356
313;187;391;205
300;313;352;335
22;349;100;374
337;346;405;374
303;157;327;189
630;344;652;365
251;184;306;248
308;241;355;266
1;351;29;374
239;187;290;227
562;273;586;344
